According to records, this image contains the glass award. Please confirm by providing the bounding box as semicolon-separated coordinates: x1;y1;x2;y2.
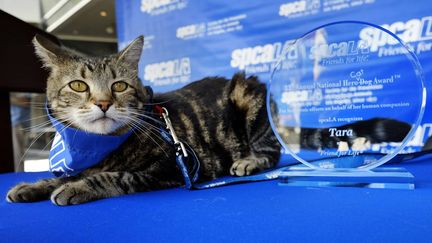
267;21;426;189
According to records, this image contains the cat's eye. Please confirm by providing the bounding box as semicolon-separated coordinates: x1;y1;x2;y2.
69;80;88;92
111;81;128;92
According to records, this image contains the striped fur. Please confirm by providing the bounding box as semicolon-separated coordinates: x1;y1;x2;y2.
6;36;281;205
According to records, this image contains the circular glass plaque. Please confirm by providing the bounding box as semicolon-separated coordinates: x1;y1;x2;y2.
267;21;426;170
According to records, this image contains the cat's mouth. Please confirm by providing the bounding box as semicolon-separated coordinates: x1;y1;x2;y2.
83;115;121;134
93;116;114;122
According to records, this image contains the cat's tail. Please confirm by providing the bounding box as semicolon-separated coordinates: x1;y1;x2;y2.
226;72;265;113
226;72;281;171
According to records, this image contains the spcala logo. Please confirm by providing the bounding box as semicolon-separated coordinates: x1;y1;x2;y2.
140;0;187;14
309;40;370;59
279;1;306;16
144;57;191;82
176;23;206;39
279;0;320;17
359;16;432;52
141;0;173;13
230;41;297;70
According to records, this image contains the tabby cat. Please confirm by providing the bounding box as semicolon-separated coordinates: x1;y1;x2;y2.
6;36;281;206
6;36;412;206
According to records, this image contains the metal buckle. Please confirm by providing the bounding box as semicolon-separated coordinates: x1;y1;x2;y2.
161;107;188;157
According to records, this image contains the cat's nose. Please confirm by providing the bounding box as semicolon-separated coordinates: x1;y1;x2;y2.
95;100;112;112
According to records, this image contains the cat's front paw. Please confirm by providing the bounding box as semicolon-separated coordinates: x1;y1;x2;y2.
6;183;50;203
51;182;95;206
230;159;259;176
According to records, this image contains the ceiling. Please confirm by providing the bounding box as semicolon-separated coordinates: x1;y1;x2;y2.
1;0;119;55
42;0;117;43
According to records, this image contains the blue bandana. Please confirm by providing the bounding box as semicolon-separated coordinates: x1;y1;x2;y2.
47;107;134;177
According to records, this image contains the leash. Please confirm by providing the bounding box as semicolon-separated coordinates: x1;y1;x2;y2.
153;105;200;189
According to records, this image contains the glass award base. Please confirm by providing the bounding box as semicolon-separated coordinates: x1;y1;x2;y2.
278;167;414;190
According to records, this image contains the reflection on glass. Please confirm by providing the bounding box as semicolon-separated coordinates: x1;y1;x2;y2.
10;92;54;172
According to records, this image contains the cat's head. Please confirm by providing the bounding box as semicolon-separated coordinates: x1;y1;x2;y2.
33;35;152;135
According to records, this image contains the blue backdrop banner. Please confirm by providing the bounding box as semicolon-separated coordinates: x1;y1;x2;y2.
116;0;432;154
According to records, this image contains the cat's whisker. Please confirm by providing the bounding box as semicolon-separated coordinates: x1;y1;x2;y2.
121;116;169;157
26;101;47;104
116;113;165;135
126;118;166;142
34;133;57;156
22;113;51;122
19;113;59;128
19;120;76;170
76;111;91;114
128;126;169;158
27;106;50;110
16;119;73;171
28;103;48;107
126;110;166;126
10;101;46;106
121;108;157;116
140;98;174;106
21;115;73;132
121;115;164;140
22;121;53;131
21;125;52;133
121;114;166;137
119;120;145;146
25;120;74;170
17;130;49;170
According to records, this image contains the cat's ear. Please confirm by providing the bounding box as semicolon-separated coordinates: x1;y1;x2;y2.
33;35;65;68
117;36;144;67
